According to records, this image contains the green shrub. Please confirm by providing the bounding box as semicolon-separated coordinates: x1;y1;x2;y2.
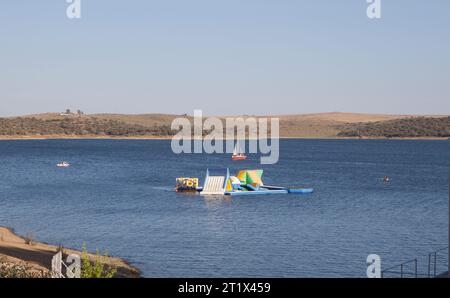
80;243;117;278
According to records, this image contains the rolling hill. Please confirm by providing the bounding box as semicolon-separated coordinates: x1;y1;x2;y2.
0;112;448;139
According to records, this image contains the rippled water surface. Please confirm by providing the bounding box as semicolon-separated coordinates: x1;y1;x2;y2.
0;139;448;277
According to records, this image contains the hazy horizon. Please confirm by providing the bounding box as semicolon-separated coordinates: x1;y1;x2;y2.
1;1;449;117
4;110;449;119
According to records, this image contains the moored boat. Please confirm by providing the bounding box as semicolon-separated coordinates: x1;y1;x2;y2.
56;161;70;168
232;143;247;160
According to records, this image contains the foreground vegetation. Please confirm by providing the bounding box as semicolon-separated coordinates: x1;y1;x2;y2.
0;244;118;278
1;226;139;278
0;259;51;278
81;243;117;278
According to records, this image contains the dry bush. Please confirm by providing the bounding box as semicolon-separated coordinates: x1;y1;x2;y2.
24;231;34;246
0;258;51;278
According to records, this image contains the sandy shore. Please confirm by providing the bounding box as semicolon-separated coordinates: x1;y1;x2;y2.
0;227;141;278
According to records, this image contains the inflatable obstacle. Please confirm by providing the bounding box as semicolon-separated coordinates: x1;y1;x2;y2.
175;168;314;196
175;178;200;192
201;169;228;195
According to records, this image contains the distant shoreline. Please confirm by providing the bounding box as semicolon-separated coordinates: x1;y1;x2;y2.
0;135;173;140
1;112;448;140
0;135;448;141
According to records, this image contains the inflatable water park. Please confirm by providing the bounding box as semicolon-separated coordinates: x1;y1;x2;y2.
175;168;314;196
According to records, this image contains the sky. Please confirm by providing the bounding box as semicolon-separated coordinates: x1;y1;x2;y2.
0;0;449;116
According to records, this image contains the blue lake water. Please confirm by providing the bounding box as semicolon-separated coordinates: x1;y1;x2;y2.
0;139;448;277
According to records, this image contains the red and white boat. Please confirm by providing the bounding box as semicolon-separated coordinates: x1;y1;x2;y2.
232;143;247;160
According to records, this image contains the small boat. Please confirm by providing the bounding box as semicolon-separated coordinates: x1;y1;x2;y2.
232;143;247;160
57;161;70;168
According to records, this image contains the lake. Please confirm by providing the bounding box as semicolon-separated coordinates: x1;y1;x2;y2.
0;139;448;277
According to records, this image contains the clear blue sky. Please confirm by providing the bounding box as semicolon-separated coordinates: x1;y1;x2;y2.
0;0;449;116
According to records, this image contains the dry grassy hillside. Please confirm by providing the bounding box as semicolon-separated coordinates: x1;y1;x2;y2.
0;112;447;139
338;117;450;138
